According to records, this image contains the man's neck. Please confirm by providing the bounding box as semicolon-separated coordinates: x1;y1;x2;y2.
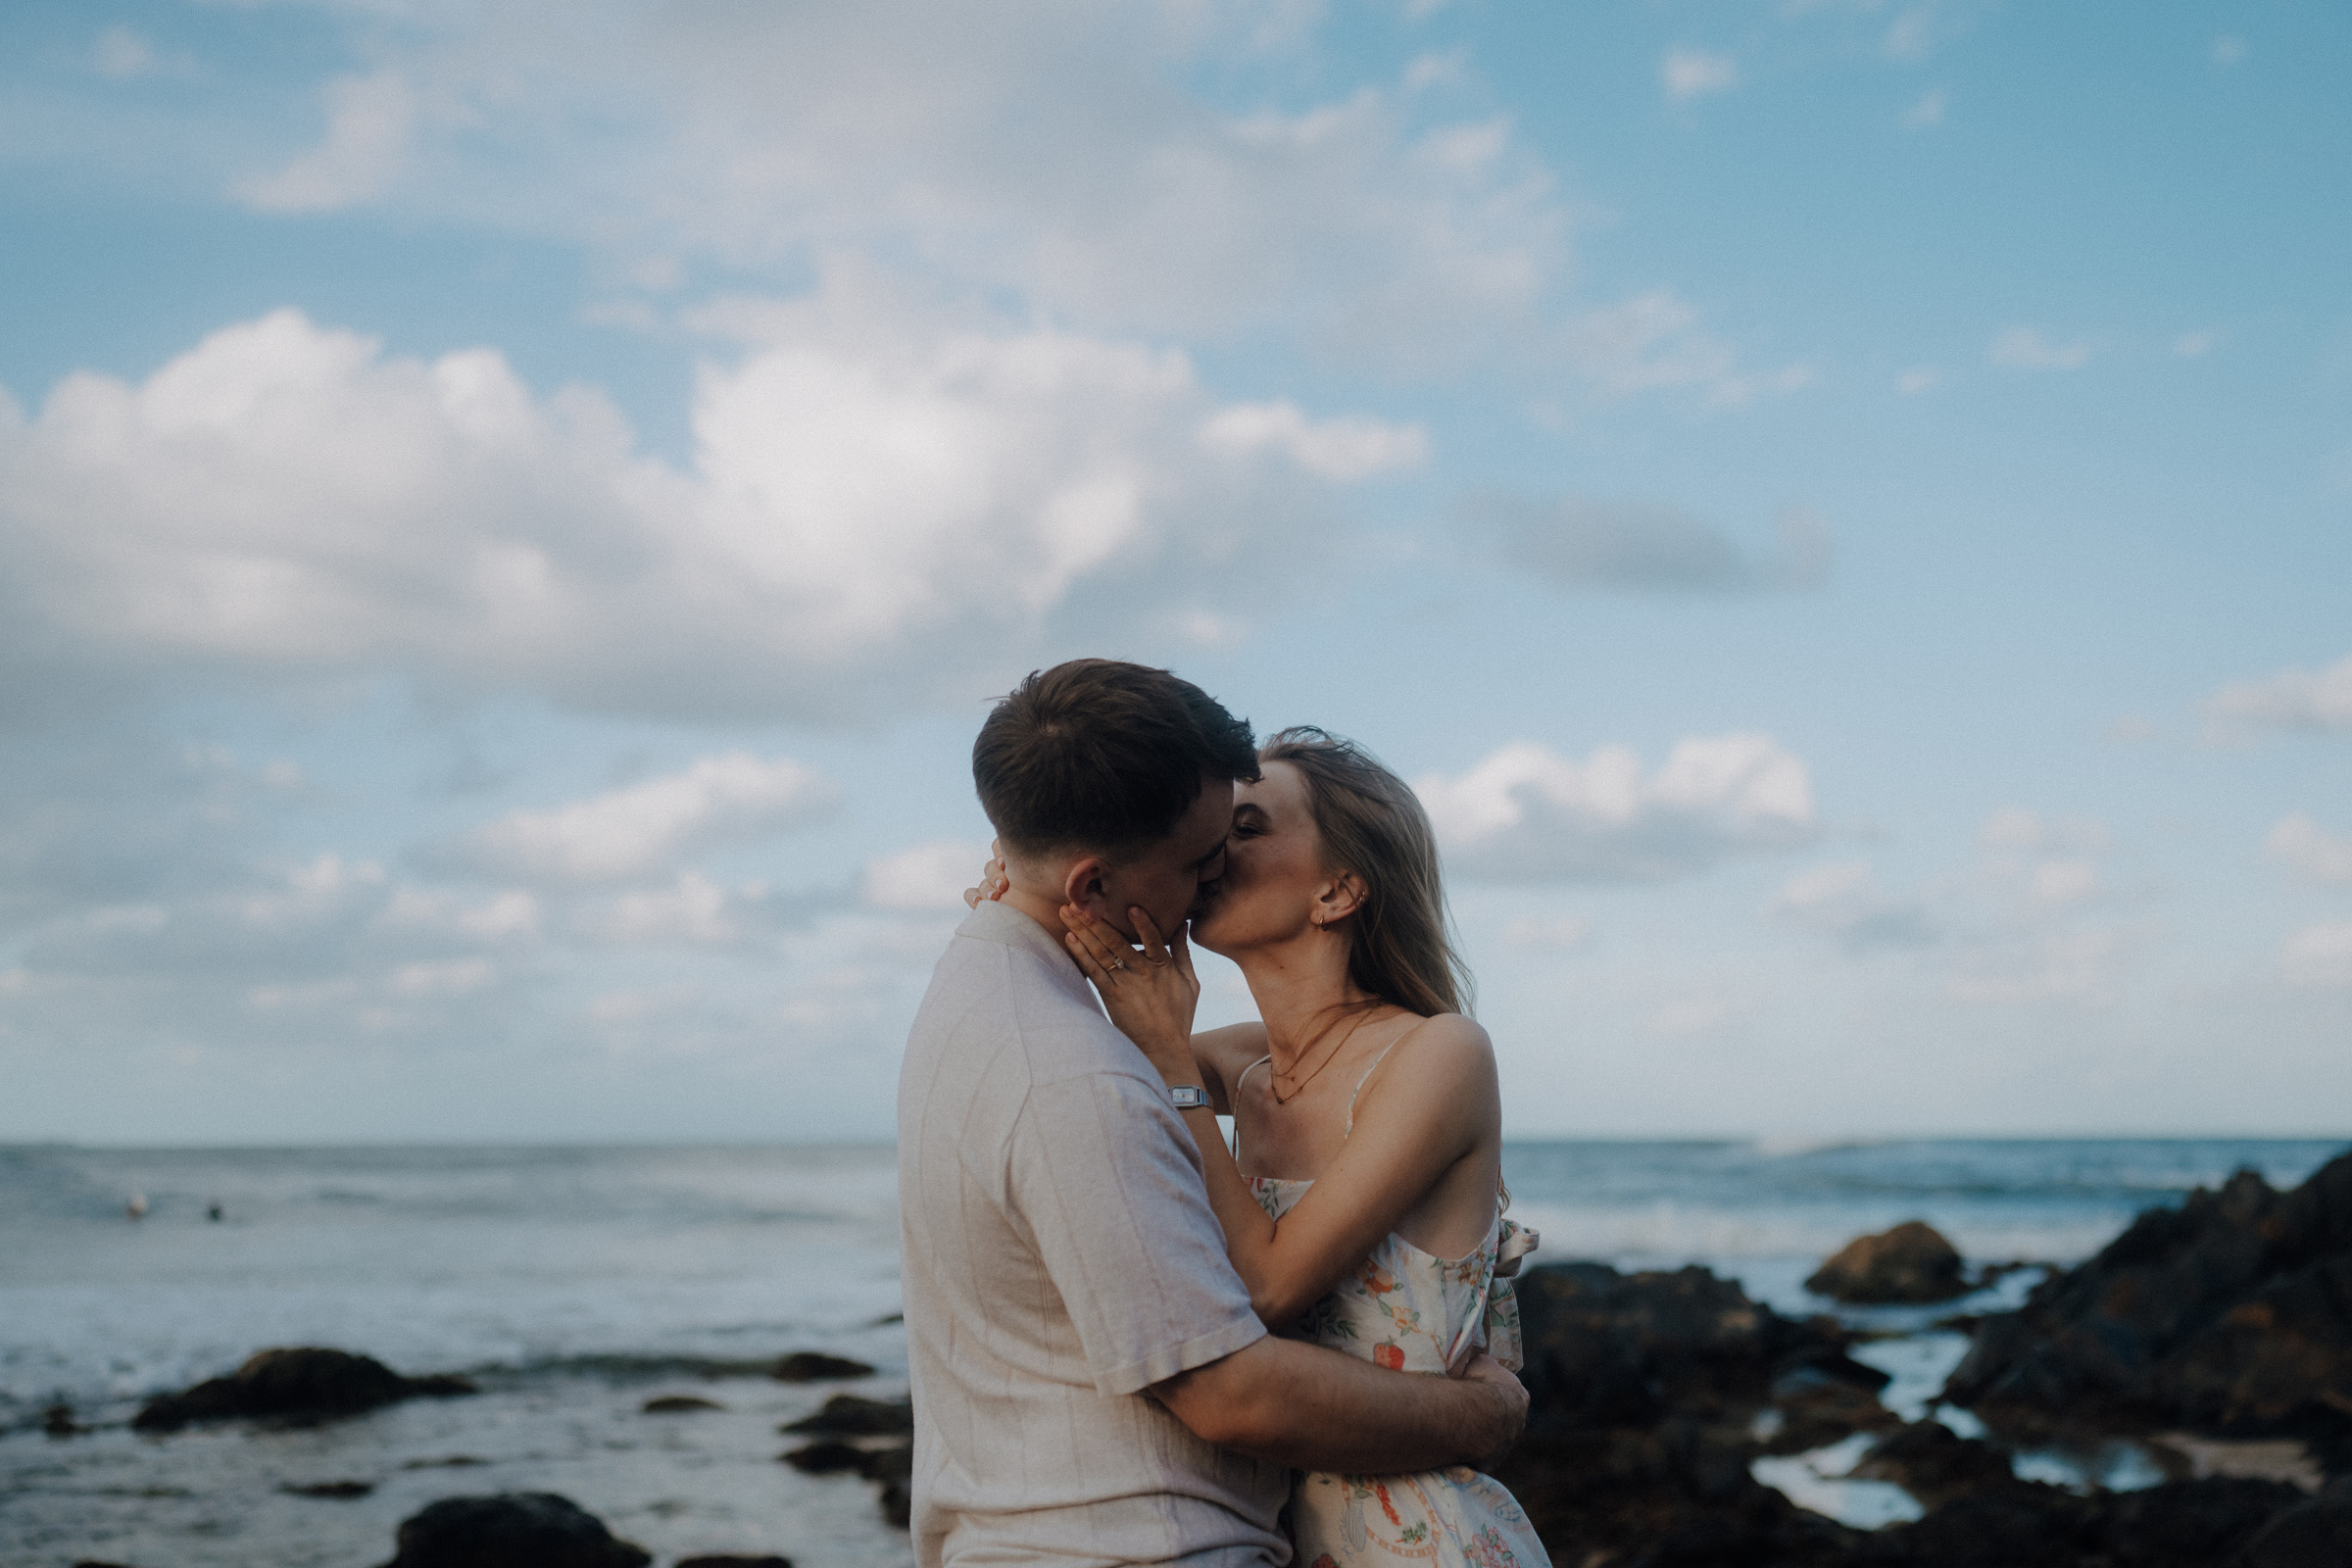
993;885;1084;971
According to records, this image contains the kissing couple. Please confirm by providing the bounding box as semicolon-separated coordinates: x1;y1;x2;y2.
899;660;1550;1568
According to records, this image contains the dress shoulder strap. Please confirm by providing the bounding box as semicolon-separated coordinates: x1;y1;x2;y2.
1344;1030;1413;1137
1231;1054;1272;1161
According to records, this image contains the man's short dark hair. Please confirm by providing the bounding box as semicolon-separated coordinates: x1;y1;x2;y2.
973;660;1260;857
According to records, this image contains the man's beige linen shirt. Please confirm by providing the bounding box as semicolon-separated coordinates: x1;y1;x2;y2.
899;901;1289;1568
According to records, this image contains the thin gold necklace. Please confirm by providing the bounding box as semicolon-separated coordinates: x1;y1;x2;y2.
1270;1013;1370;1104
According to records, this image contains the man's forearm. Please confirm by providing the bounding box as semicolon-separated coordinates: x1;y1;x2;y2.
1158;1335;1522;1475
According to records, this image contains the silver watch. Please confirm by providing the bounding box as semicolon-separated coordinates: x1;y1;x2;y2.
1169;1084;1209;1110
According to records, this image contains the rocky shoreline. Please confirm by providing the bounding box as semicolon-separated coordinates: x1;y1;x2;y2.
39;1350;908;1568
1492;1148;2352;1566
32;1148;2352;1567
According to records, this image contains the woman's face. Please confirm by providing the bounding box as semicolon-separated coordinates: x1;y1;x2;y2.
1189;760;1333;956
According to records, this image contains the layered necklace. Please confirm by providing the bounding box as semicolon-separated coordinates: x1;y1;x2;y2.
1269;1010;1375;1104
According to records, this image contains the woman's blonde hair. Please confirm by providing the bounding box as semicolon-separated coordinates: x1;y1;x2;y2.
1260;726;1473;1019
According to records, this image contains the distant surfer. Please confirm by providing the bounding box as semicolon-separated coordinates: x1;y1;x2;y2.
125;1193;148;1220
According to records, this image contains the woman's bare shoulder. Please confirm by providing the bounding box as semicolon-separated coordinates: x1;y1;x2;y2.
1396;1010;1493;1062
1365;1012;1496;1104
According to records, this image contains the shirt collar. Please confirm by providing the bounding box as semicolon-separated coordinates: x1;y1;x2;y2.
956;899;1094;1000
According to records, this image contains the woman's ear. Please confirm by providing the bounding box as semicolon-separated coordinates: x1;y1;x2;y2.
1316;871;1369;926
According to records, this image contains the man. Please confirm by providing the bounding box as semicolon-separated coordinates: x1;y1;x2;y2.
899;659;1527;1567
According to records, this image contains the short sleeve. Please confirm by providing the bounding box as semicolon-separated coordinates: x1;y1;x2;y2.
1007;1062;1267;1396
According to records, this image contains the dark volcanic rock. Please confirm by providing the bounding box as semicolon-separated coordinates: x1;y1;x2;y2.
384;1493;650;1568
2237;1477;2352;1568
1514;1261;1878;1434
1491;1419;1857;1567
780;1394;912;1436
43;1402;79;1438
133;1348;475;1431
283;1479;375;1498
1763;1362;1903;1454
1849;1421;2014;1504
2096;1478;2306;1567
1493;1262;1896;1565
781;1440;868;1474
1494;1235;2341;1568
773;1352;875;1383
782;1437;913;1526
1943;1151;2352;1440
641;1395;724;1413
1807;1222;1969;1305
1847;1481;2098;1568
674;1558;793;1568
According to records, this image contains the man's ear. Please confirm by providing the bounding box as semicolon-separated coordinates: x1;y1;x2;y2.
1061;855;1114;919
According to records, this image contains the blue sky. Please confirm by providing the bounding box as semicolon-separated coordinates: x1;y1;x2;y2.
1;0;2346;1144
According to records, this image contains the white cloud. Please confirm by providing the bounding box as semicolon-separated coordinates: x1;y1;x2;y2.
1988;326;2092;371
1198;401;1429;482
95;25;168;80
1928;808;2137;1004
1902;88;1947;129
2280;922;2352;989
2175;329;2221;359
1562;290;1811;408
1420;733;1815;882
1884;7;1938;61
1661;50;1740;102
0;286;1402;718
1946;924;2132;1005
1770;860;1938;950
389;956;496;997
2266;814;2352;887
1979;807;2111;857
2212;35;2249;68
2203;653;2352;736
456;754;836;885
2028;858;2100;908
210;5;1570;371
236;72;418;213
1896;366;1941;395
236;853;387;930
579;871;773;947
380;887;543;942
862;841;991;912
1765;810;2144;1004
1404;50;1468;93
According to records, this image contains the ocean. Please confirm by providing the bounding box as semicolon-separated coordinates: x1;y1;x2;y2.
4;1138;2344;1566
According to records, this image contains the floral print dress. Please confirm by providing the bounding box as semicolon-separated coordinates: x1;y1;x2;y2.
1239;1067;1550;1568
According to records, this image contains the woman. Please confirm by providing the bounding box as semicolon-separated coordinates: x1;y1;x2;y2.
976;727;1547;1568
